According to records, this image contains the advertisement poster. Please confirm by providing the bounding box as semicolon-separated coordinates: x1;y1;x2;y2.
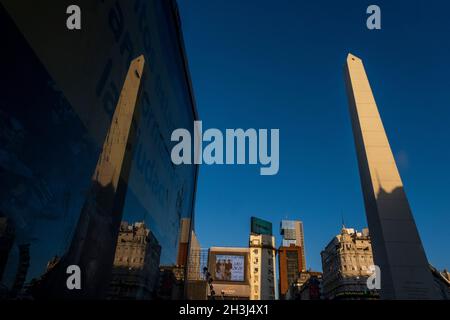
214;255;245;282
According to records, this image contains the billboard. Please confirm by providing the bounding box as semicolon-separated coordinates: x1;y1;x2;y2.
214;255;245;282
251;217;272;236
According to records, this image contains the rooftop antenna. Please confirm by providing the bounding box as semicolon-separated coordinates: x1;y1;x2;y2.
341;211;346;229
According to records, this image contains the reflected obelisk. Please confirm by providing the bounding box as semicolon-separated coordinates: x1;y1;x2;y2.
63;55;145;298
37;55;145;299
344;53;437;299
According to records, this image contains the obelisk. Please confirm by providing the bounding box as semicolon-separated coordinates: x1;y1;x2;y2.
344;53;437;299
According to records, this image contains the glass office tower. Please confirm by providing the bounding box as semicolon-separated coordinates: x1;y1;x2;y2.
0;0;198;299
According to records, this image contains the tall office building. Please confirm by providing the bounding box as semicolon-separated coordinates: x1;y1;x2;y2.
345;53;437;299
278;220;306;299
278;245;304;299
280;220;306;268
249;217;276;300
321;227;377;300
249;234;276;300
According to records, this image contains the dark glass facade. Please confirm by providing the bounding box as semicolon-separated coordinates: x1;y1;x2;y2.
0;0;198;299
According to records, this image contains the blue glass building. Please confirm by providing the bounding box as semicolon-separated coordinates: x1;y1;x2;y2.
0;0;198;299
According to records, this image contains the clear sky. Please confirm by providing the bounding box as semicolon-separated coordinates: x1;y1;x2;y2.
177;0;450;272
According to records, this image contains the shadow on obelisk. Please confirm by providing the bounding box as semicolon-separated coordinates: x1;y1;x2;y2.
368;185;440;299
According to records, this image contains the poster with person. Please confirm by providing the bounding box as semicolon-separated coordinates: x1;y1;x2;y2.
214;255;245;282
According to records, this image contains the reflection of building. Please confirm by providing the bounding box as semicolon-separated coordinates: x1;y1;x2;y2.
11;244;30;296
321;227;378;300
0;0;198;300
345;53;437;299
108;221;161;300
0;217;15;282
278;219;306;299
208;247;250;300
34;55;146;299
249;234;276;300
286;271;322;300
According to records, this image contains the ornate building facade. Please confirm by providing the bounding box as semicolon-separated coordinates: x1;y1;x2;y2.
321;227;379;300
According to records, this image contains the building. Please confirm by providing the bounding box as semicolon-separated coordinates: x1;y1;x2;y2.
278;245;304;299
249;217;276;300
286;271;322;300
278;220;306;299
430;265;450;300
321;227;379;300
184;247;209;300
208;247;251;300
10;244;30;298
177;218;191;266
0;1;198;299
178;218;201;280
178;218;205;299
441;270;450;283
158;265;185;300
345;53;437;299
185;279;209;300
249;234;276;300
280;220;306;269
0;217;15;283
108;221;161;300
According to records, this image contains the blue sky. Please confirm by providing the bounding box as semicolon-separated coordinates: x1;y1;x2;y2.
177;0;450;271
